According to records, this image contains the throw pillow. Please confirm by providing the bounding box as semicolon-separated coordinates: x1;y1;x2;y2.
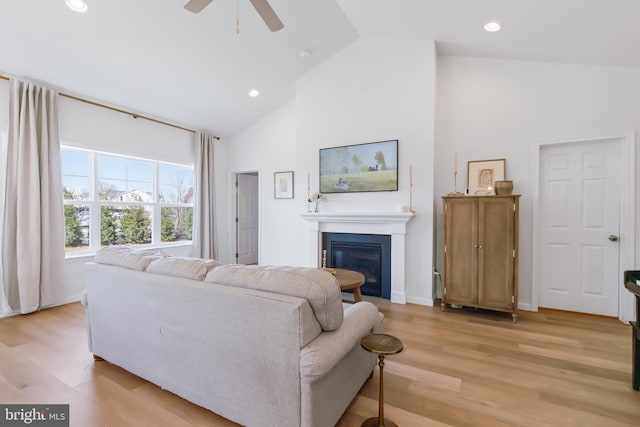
146;257;222;281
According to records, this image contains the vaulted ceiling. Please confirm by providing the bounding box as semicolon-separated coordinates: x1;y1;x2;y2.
1;1;639;138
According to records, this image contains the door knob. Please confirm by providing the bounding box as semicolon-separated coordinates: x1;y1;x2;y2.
608;235;619;242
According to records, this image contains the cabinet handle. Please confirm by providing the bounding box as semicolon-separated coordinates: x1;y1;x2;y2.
478;245;483;249
473;244;478;248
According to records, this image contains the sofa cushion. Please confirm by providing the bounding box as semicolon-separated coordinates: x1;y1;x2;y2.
94;246;158;271
147;257;221;281
204;265;343;331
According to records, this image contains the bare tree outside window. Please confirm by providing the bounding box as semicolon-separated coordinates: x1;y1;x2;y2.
159;166;195;243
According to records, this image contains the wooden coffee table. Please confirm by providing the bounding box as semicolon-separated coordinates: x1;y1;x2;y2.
333;268;365;302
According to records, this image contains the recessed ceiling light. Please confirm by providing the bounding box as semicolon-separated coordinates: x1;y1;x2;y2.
248;89;260;98
484;22;501;32
66;0;88;13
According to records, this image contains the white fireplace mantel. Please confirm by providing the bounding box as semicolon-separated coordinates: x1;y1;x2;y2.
301;211;415;304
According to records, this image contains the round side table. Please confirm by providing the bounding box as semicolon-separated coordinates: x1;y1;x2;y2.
333;268;365;302
360;333;404;427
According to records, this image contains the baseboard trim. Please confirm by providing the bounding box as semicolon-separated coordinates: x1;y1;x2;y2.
407;296;433;306
517;302;534;312
390;291;407;304
1;294;82;318
47;294;82;307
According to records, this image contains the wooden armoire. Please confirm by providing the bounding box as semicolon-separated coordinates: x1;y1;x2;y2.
441;195;520;322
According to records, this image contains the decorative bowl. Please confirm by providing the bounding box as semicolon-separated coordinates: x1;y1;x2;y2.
494;180;514;195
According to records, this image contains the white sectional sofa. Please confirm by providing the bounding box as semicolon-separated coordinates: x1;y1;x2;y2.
82;247;384;427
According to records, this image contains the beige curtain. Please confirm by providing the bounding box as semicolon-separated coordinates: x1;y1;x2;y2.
1;79;64;314
192;131;218;260
0;131;8;315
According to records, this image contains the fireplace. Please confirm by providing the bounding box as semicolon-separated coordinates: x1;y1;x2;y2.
323;233;391;299
301;211;415;304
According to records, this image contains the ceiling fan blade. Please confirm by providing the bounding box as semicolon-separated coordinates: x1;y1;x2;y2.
249;0;284;32
184;0;214;13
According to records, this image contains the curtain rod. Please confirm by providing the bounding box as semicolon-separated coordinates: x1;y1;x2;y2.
0;74;220;140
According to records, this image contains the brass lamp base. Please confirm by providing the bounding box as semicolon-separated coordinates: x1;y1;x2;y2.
362;417;398;427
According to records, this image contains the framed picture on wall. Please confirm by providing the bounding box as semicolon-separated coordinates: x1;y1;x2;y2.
319;139;398;193
467;158;505;194
274;171;294;199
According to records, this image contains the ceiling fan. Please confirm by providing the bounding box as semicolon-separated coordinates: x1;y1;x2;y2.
184;0;284;32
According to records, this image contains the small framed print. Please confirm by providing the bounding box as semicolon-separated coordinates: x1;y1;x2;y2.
467;159;505;195
274;171;294;199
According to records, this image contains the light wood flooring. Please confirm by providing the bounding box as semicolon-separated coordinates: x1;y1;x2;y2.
0;300;638;426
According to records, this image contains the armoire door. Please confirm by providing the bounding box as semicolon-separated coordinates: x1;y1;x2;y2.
478;198;516;310
444;198;478;305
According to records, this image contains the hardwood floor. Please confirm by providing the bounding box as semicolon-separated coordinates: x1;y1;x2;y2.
0;300;638;426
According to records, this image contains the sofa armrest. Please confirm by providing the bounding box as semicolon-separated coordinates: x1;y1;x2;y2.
299;301;382;382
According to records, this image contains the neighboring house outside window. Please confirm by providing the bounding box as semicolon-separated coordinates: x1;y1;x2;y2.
61;146;194;256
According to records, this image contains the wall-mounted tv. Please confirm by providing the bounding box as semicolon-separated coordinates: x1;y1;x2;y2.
319;139;398;194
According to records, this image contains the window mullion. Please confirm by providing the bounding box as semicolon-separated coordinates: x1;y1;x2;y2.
151;162;160;246
90;152;100;251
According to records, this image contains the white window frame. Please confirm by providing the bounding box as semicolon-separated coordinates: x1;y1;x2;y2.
62;145;194;257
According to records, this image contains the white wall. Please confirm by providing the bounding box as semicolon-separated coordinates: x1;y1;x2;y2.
435;56;640;309
227;37;437;305
225;100;299;266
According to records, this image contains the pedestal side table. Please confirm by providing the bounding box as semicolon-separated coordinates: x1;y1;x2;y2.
360;333;404;427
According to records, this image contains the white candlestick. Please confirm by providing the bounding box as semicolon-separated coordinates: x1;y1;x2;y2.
454;152;458;175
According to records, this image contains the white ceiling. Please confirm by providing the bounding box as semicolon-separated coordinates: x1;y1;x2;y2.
1;0;639;138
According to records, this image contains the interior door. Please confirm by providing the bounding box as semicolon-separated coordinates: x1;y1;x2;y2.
236;173;258;265
539;140;620;316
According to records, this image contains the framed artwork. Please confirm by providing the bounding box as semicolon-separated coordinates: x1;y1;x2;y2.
467;159;505;194
319;139;398;193
274;171;294;199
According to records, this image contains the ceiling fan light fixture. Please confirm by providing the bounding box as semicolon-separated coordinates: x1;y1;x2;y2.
484;22;501;32
248;89;260;98
66;0;88;13
185;0;283;32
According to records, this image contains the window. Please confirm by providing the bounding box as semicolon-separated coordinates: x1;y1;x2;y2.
62;147;194;255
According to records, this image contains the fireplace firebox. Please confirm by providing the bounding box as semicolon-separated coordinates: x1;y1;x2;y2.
322;232;391;299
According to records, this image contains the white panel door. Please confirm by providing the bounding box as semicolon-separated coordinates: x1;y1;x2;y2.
237;173;259;265
539;140;620;316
